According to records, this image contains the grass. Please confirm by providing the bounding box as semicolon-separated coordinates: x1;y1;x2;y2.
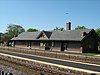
82;53;100;56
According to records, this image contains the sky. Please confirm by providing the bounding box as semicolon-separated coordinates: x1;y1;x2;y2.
0;0;100;33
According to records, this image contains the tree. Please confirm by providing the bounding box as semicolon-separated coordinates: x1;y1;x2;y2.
0;33;3;42
1;24;25;46
75;26;87;30
54;27;65;31
95;28;100;37
95;28;100;46
1;34;10;43
0;33;12;46
6;24;25;38
27;28;38;32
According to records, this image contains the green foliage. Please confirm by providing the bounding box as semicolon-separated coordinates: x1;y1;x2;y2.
82;53;99;56
6;24;25;38
27;28;38;32
1;34;11;43
0;33;2;42
54;27;65;31
98;42;100;46
1;24;25;44
95;28;100;46
75;26;87;30
95;28;100;37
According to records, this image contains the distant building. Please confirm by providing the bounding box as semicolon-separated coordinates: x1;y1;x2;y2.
11;22;98;53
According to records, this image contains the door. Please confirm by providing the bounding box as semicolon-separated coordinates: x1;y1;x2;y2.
61;43;68;51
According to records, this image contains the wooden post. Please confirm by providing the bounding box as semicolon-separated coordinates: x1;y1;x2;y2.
29;41;31;49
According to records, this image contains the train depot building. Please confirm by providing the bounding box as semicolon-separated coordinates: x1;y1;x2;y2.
11;22;98;53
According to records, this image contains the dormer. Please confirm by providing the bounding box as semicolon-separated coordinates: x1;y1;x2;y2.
37;31;52;40
38;33;48;39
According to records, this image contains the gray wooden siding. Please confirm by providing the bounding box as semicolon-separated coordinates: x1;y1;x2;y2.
16;41;27;45
68;42;81;49
84;37;95;49
31;42;40;46
54;42;61;47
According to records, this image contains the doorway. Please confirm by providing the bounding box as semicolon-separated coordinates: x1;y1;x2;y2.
61;43;68;51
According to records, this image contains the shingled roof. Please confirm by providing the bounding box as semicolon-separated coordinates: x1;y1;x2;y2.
50;29;92;41
11;32;41;41
11;29;93;41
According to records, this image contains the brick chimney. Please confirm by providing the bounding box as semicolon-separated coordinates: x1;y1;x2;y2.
66;22;71;30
